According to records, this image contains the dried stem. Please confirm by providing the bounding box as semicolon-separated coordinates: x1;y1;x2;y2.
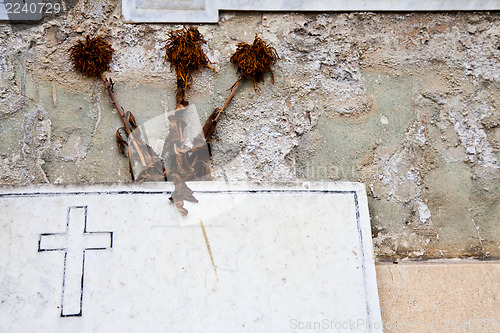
214;76;243;122
202;75;243;142
99;72;147;168
99;73;128;133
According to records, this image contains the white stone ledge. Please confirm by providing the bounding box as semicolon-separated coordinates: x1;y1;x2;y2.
122;0;500;23
0;181;382;332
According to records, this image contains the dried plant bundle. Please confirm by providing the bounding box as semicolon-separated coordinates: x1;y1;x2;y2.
203;35;279;142
70;35;166;183
161;27;214;216
69;36;114;77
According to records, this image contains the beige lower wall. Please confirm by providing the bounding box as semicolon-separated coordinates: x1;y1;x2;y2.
376;260;500;332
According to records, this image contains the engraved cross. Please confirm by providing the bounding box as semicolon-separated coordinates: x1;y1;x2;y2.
38;206;113;317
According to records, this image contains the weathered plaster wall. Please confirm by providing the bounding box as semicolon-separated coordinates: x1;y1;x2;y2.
0;1;498;259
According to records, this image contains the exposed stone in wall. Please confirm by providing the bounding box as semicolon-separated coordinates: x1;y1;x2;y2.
0;3;498;259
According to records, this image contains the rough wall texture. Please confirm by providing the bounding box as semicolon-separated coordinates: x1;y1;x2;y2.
0;1;498;259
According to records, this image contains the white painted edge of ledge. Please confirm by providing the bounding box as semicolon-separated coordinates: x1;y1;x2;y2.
122;0;500;23
0;180;366;194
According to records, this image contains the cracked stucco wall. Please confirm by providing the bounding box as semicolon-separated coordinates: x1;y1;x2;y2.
0;1;498;259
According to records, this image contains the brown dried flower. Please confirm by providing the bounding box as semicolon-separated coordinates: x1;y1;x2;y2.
69;36;114;77
230;35;279;87
162;27;213;90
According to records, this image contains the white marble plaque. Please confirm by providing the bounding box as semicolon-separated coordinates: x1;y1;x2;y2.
122;0;500;23
0;182;383;332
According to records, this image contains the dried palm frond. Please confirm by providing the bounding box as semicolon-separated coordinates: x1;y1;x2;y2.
69;36;114;77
